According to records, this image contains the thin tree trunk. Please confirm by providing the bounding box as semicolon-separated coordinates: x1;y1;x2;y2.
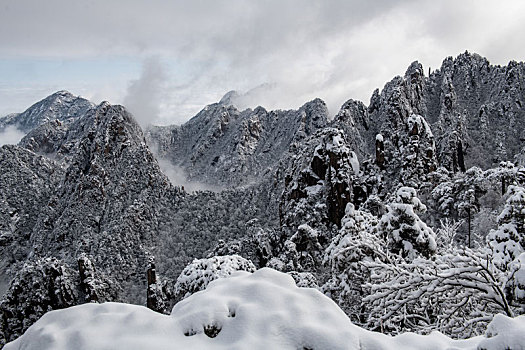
467;208;471;248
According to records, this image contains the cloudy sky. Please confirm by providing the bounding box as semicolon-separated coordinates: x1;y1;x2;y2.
1;0;524;125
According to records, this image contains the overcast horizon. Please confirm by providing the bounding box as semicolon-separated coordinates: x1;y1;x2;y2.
1;0;525;126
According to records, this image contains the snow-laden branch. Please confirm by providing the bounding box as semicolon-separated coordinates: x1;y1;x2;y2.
363;247;513;337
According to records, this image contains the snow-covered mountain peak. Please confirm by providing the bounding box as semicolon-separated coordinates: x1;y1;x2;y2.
0;90;95;134
441;50;489;72
404;60;424;80
146;96;329;186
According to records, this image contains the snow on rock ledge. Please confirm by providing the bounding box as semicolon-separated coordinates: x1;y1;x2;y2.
5;268;525;350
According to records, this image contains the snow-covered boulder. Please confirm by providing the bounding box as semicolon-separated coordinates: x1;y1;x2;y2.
6;268;525;350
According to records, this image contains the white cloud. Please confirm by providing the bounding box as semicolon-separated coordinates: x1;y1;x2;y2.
156;158;221;193
1;0;525;125
123;57;167;127
0;125;25;146
148;139;221;192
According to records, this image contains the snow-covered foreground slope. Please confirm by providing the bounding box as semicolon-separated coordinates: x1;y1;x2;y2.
5;268;524;350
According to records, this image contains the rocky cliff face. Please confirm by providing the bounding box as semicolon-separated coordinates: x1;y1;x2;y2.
364;52;525;174
147;96;329;186
28;102;177;286
146;52;524;195
326;52;524;190
0;146;64;294
360;62;437;188
279;128;360;236
427;52;525;170
0;101;185;345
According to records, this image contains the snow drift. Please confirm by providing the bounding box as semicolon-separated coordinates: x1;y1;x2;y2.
5;268;525;350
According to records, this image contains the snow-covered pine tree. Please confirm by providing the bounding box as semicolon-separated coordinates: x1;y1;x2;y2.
506;252;525;305
323;203;380;323
486;185;525;270
430;166;485;246
378;187;437;260
399;114;437;187
174;255;256;301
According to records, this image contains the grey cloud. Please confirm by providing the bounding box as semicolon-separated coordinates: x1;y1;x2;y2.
123;57;167;127
0;1;408;58
2;0;525;126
